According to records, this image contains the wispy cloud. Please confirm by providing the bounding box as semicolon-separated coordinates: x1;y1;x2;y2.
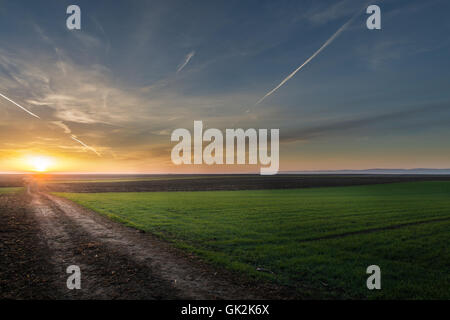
0;90;102;157
0;45;243;160
177;51;195;73
306;0;357;25
0;46;107;157
52;120;72;134
282;103;450;143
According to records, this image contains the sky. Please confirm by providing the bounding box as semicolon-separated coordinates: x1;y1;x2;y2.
0;0;449;173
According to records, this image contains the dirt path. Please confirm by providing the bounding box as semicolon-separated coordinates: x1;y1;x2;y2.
1;183;293;299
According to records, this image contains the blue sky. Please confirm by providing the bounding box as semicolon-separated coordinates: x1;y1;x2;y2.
0;0;449;172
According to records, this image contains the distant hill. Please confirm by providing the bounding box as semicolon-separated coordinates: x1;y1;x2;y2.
282;169;450;175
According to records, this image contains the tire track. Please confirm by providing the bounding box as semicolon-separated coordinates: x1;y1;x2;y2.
297;217;450;243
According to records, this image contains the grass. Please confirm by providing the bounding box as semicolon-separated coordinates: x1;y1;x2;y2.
0;187;22;194
54;181;450;299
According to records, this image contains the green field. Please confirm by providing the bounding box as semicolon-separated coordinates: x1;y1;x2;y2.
55;181;450;299
0;187;22;194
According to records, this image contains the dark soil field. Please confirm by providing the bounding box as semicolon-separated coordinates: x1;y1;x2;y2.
40;174;450;193
0;175;26;187
0;192;58;299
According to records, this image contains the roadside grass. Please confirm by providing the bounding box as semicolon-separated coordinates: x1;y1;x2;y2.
0;187;22;194
54;181;450;299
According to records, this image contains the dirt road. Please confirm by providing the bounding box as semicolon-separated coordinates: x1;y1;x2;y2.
0;184;292;299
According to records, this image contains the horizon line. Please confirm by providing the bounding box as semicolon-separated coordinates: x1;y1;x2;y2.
3;168;450;175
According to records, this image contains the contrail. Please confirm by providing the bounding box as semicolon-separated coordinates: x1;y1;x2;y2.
255;10;361;106
177;51;195;73
0;92;41;119
71;135;101;157
55;120;102;157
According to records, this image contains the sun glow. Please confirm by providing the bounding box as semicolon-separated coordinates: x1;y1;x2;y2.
28;156;54;172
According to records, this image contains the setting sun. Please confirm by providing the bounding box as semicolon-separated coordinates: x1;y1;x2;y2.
28;156;54;172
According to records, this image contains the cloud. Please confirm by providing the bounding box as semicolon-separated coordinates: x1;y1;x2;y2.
52;121;72;134
0;48;115;156
0;51;142;126
0;43;264;163
306;0;357;25
282;103;450;143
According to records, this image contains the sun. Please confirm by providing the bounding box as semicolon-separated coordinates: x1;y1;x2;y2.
28;156;53;172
